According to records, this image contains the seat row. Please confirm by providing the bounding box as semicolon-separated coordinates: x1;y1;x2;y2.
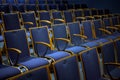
0;3;89;13
0;0;68;4
1;23;120;79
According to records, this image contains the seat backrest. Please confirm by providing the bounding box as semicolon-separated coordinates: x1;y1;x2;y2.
52;11;65;24
4;29;30;64
3;13;21;31
11;4;25;12
52;11;63;19
92;19;104;38
74;9;84;18
83;9;91;16
82;20;94;40
48;4;58;10
38;11;51;28
30;27;52;57
58;4;67;11
101;41;116;73
21;11;37;30
67;22;83;45
38;4;48;11
91;8;98;16
0;4;10;13
25;4;37;12
63;10;74;23
17;0;26;4
111;16;119;26
38;0;46;4
28;0;36;4
80;48;102;80
5;0;16;4
53;55;81;80
52;24;68;50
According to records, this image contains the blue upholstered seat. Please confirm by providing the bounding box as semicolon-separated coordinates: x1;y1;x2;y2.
0;65;20;79
0;50;21;79
4;29;50;70
52;11;65;24
30;27;70;61
67;22;107;48
37;11;52;29
80;48;109;80
63;10;74;23
93;19;120;41
52;23;87;55
101;41;120;79
53;55;81;80
21;11;37;31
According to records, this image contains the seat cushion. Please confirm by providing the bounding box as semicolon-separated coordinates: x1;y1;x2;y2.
110;67;120;79
81;41;99;48
19;57;49;70
66;46;86;54
46;51;70;61
0;65;20;79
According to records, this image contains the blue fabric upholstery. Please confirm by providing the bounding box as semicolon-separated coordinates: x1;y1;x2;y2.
81;48;108;80
93;19;119;40
6;0;15;4
63;10;73;23
46;51;70;61
21;12;37;30
53;55;80;80
38;0;46;4
68;22;103;48
82;20;94;40
28;0;36;4
38;11;51;28
101;42;120;79
52;24;87;54
25;4;37;12
0;65;21;79
30;27;70;61
0;4;10;13
4;29;49;70
52;11;64;24
12;4;25;12
16;67;50;80
19;57;48;70
38;4;48;10
48;4;58;10
3;13;21;30
17;0;25;4
67;22;82;45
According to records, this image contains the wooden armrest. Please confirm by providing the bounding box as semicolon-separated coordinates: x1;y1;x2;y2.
55;38;70;42
115;25;120;27
104;62;120;66
94;15;102;18
35;42;51;48
99;28;112;35
54;19;65;23
85;16;94;18
23;22;34;25
76;17;86;20
39;20;52;24
73;34;87;39
7;48;21;54
106;26;119;30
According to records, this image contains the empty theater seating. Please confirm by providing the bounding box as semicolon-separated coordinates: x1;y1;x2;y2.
0;0;120;80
